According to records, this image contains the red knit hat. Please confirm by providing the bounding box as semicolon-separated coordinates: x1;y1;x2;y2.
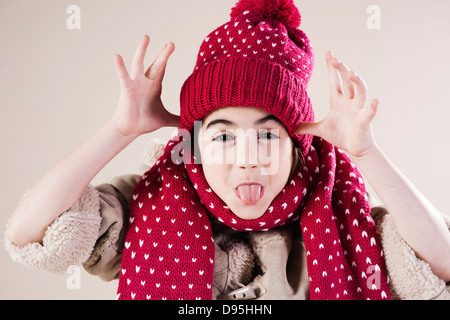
180;0;315;154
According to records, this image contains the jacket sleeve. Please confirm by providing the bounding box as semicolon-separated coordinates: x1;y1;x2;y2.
4;174;141;281
82;174;141;281
371;205;450;300
4;138;167;281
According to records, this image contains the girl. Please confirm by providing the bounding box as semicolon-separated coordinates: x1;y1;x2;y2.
6;0;450;300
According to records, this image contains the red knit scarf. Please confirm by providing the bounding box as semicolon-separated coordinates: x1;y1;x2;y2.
117;132;390;300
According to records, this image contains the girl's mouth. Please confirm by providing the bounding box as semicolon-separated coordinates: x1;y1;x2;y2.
234;184;264;205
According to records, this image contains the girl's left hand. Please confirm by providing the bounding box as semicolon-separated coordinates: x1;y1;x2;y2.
295;51;379;159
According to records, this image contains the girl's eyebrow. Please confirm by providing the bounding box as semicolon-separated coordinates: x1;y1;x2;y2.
205;115;283;130
205;119;234;130
256;115;284;126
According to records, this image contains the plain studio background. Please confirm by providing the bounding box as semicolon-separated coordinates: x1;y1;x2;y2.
1;0;449;300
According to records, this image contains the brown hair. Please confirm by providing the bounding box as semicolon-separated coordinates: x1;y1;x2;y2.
290;144;304;179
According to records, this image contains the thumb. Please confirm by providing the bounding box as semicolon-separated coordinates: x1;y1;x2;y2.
161;110;180;128
294;121;322;137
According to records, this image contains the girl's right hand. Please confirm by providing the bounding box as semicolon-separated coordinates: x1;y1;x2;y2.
111;35;180;139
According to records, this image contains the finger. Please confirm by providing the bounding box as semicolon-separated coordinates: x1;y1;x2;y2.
365;98;379;122
130;34;150;78
332;57;355;99
326;51;343;98
114;54;131;89
145;42;175;81
349;71;368;108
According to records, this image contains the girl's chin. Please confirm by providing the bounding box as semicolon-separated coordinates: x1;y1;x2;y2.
226;199;270;221
233;211;266;221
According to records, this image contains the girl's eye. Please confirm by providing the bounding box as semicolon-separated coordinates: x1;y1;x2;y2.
213;133;234;142
212;130;279;142
259;130;279;140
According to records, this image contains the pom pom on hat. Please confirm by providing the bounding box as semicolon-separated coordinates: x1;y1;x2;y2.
230;0;301;29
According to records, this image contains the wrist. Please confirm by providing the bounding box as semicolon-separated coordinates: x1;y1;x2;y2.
349;142;382;164
104;119;139;146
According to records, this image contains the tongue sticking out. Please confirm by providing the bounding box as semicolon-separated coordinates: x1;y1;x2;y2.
236;184;263;205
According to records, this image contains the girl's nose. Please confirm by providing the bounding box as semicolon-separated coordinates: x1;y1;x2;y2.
235;132;259;169
239;163;259;170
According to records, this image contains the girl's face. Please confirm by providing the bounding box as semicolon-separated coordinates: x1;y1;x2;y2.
197;107;294;220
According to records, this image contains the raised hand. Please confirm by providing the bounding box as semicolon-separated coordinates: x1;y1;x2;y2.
112;35;180;139
296;51;379;159
7;35;181;247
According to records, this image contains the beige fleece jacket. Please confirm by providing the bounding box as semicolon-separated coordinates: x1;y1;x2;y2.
4;139;450;300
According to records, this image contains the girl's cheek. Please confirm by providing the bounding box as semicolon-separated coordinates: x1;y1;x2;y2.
259;139;287;176
202;143;233;166
262;138;293;177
